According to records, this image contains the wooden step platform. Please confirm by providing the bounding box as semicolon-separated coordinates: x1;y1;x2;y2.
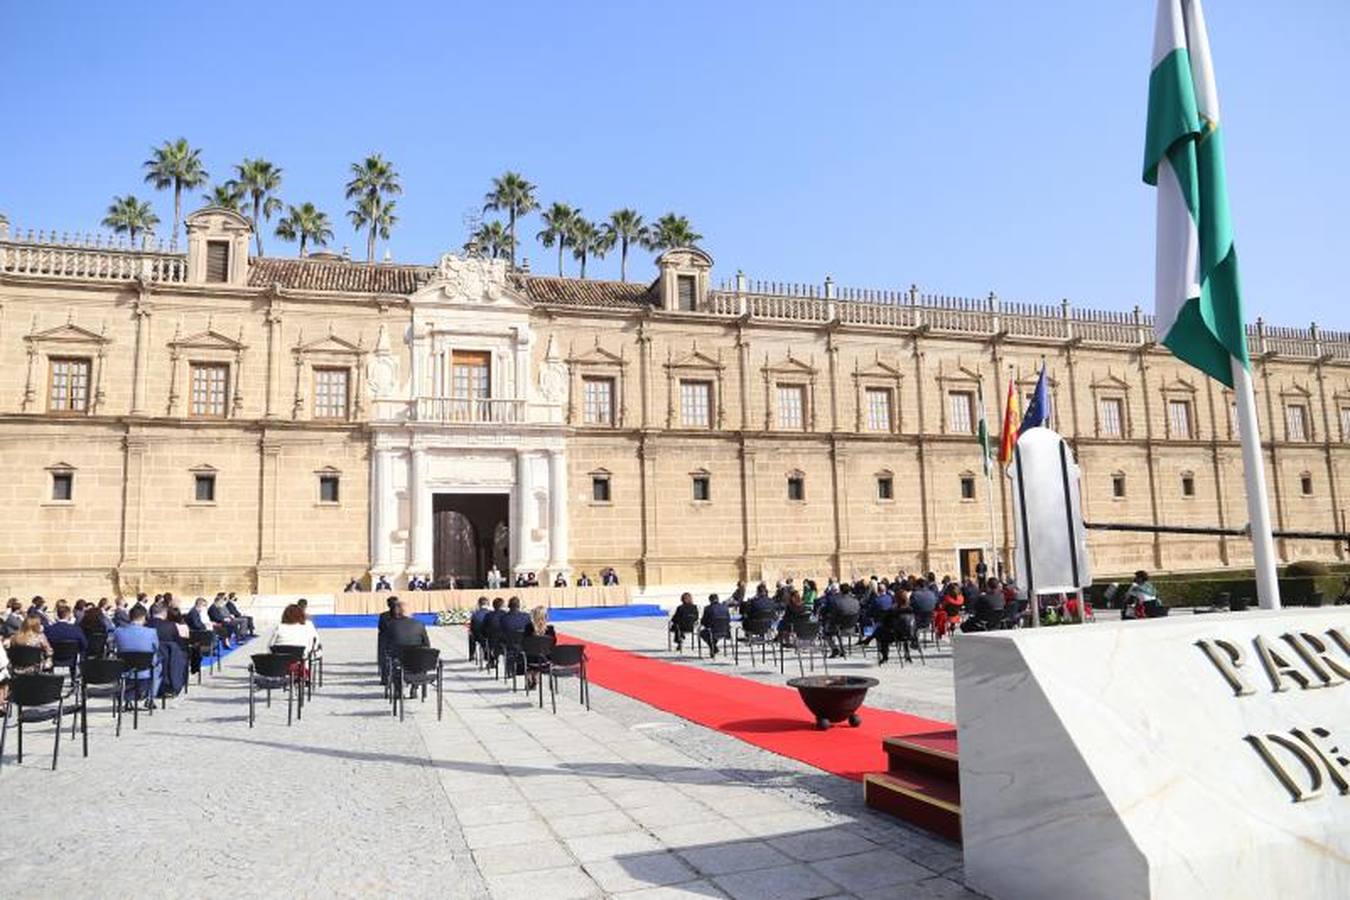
864;728;963;843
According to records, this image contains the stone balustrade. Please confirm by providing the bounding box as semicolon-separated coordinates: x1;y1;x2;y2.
0;222;186;283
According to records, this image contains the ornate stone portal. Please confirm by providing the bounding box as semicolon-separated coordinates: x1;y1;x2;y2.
368;255;568;585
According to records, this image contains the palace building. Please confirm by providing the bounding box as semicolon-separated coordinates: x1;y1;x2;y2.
1;206;1347;598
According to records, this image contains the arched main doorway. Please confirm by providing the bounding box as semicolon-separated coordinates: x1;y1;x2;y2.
432;492;510;587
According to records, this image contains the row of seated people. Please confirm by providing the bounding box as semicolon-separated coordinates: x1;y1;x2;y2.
466;597;557;689
346;567;624;593
4;593;254;647
0;594;258;710
667;575;1026;665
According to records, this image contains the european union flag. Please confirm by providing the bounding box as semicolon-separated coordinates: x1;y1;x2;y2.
1019;365;1050;435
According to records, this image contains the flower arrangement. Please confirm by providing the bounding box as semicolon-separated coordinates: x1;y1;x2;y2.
435;608;471;627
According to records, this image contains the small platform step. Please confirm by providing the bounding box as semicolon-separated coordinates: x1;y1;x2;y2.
883;729;960;780
863;770;962;844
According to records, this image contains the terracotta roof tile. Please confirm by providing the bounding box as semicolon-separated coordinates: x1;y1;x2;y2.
514;274;658;309
249;257;434;293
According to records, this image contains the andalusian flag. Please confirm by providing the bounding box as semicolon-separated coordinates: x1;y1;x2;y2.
976;385;992;477
1144;0;1250;387
996;377;1019;466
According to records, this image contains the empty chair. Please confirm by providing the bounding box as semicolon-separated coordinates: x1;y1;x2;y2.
248;654;298;728
790;620;830;677
394;646;443;721
0;673;68;770
547;643;590;711
79;657;127;741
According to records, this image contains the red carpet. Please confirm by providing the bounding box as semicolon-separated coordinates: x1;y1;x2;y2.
559;635;954;782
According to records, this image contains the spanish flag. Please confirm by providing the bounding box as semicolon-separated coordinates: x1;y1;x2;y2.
996;377;1019;466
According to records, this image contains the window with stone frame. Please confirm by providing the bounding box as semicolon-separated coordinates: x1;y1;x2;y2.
691;472;711;502
876;473;894;501
1285;403;1309;442
787;471;806;502
318;474;340;504
47;357;91;413
1167;398;1193;439
51;470;74;502
777;383;806;431
1099;397;1124;438
676;275;697;311
959;474;976;501
1341;406;1350;442
680;380;712;428
1111;473;1127;498
1181;472;1196;497
1300;472;1315;496
866;387;893;432
591;472;612;503
582;376;615;426
194;471;217;502
948;390;975;434
190;363;230;418
313;367;350;420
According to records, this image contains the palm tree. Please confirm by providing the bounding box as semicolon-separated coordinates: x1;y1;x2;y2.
101;195;160;245
536;202;579;276
202;182;246;212
233;158;284;256
603;209;648;282
347;194;397;262
275;202;335;257
568;217;611;280
646;213;704;251
466;220;515;260
142;138;208;241
482;171;538;269
345;154;402;262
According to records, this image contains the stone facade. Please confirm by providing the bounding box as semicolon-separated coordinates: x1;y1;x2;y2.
1;208;1348;598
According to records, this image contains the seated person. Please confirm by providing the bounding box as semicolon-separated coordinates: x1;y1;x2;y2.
576;572;592;587
111;606;161;706
374;574;392;591
10;613;53;672
499;597;532;676
468;596;491;661
209;596;247;644
776;591;812;644
742;585;777;625
149;604;188;696
3;597;24;638
699;593;731;657
383;600;430;696
80;604;110;646
553;572;568;588
271;603;318;652
482;597;506;665
376;596;399;685
822;590;862;658
601;568;619;586
523;606;556;689
225;593;255;636
963;578;1008;631
44;601;89;661
668;593;700;650
866;590;917;664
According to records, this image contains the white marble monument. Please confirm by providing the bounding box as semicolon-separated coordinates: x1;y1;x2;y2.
955;609;1350;899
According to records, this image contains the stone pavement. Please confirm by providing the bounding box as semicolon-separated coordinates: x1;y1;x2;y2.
1;626;978;899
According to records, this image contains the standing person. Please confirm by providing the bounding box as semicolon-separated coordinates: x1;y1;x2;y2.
668;593;699;651
699;593;731;657
487;565;503;590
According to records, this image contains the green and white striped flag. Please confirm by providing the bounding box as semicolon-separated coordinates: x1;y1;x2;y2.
976;385;992;477
1143;0;1250;388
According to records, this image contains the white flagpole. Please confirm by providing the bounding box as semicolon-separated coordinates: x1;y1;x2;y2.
1231;357;1281;609
978;383;1000;578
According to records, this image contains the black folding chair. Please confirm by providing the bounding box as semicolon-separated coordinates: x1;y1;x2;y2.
86;631;109;659
667;615;699;656
189;630;220;683
500;631;527;692
80;657;127;742
50;640;82;691
734;616;778;667
248;654;297;728
394;646;443;721
522;634;558;711
272;644;313;707
117;651;158;731
7;644;46;674
0;673;67;770
547;643;590;711
701;620;733;658
790;620;830;677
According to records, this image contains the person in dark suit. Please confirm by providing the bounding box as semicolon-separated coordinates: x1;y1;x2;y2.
225;593;254;636
776;591;812;644
376;596;399;684
866;590;916;664
468;597;490;661
499;597;532;677
699;593;731;657
27;597;52;627
741;587;777;624
668;593;699;651
482;597;506;667
822;590;861;657
963;578;1008;632
149;604;188;696
384;601;430;649
44;602;87;678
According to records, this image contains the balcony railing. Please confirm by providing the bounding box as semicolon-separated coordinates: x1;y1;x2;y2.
0;224;187;283
415;396;526;424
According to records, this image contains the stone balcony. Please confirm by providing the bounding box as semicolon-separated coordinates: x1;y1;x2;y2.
371;396;563;427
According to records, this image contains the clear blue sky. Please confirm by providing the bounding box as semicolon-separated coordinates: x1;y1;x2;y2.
2;2;1346;325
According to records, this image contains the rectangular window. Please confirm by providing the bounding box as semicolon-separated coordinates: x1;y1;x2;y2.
1341;407;1350;442
194;472;216;503
582;376;615;426
876;475;893;501
1285;403;1308;442
676;274;697;311
190;363;229;418
948;390;974;434
313;368;350;420
1167;399;1192;439
960;475;976;500
1301;474;1314;496
319;474;340;504
451;350;491;399
51;471;73;501
680;380;712;428
787;475;805;502
591;475;611;503
48;357;91;413
777;384;805;430
1112;474;1126;498
866;388;893;432
1099;398;1123;438
205;240;230;283
692;475;711;502
1181;474;1195;497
